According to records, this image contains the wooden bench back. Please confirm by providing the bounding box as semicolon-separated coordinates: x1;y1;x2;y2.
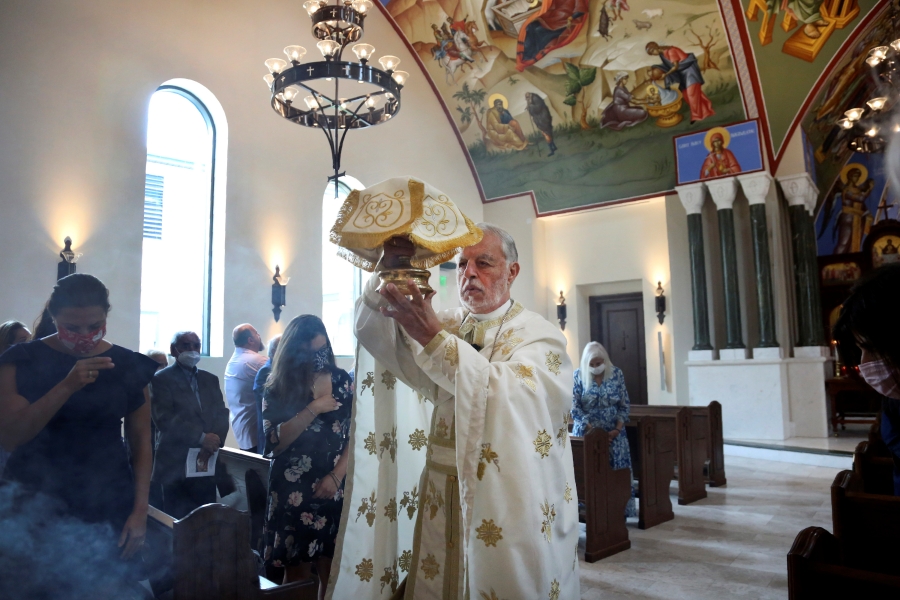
217;448;272;552
831;469;900;574
625;414;675;529
788;526;900;599
853;440;895;496
571;428;632;561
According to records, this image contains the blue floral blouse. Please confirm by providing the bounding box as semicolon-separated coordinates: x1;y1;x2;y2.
571;367;630;436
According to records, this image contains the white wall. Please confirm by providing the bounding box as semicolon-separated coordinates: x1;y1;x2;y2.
487;195;685;406
0;0;483;444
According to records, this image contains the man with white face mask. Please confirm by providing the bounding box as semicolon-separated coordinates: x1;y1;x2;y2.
150;331;229;518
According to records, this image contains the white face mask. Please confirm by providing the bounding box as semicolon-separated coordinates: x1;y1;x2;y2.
859;359;900;399
177;351;201;369
589;364;606;376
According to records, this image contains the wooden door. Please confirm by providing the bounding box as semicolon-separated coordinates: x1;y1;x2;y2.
589;293;648;405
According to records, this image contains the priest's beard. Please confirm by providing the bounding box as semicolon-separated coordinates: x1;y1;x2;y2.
460;278;510;314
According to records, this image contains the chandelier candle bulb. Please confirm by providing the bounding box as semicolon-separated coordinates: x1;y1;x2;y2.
263;73;275;88
353;0;372;13
284;45;307;63
892;38;900;52
837;118;853;130
317;39;340;59
303;0;325;15
282;87;299;103
871;45;889;59
366;96;376;108
867;55;883;67
845;108;865;121
265;58;288;74
391;70;409;86
305;95;318;110
867;126;879;137
352;43;375;63
378;55;400;72
867;97;888;111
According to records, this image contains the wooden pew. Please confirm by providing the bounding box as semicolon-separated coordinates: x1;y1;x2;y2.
630;406;707;505
625;415;675;529
217;448;272;553
853;440;894;496
146;503;317;600
571;428;632;562
787;526;900;599
831;469;900;575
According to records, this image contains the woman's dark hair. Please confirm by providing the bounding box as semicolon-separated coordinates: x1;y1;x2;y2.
0;321;28;355
265;315;335;412
834;264;900;375
47;274;111;316
32;301;56;339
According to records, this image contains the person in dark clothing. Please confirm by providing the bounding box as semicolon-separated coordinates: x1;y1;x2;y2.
253;335;281;456
525;92;557;156
150;331;229;519
835;264;900;495
0;274;157;597
262;315;352;598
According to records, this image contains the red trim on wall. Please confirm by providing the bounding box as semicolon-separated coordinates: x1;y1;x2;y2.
771;0;888;171
374;1;487;203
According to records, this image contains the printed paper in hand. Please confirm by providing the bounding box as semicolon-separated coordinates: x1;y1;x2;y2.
186;448;218;478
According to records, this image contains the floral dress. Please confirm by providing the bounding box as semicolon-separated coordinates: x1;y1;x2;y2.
262;368;353;566
572;367;637;517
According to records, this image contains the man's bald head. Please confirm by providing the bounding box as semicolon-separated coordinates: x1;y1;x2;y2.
233;323;263;352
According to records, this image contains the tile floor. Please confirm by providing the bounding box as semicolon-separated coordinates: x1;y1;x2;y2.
577;455;844;599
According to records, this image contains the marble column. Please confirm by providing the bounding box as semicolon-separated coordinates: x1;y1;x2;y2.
676;183;714;354
779;173;827;349
707;177;746;355
737;173;779;350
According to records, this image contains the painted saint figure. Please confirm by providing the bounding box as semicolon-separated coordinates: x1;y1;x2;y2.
486;96;529;151
525;92;557;156
646;42;715;124
516;0;590;71
599;72;648;131
834;166;876;254
700;130;741;179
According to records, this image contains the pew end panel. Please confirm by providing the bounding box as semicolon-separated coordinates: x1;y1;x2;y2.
788;527;900;599
852;440;895;496
705;401;727;487
572;429;632;562
627;415;676;529
831;469;900;575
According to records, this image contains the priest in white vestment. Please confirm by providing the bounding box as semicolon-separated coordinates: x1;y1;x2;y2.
354;224;580;600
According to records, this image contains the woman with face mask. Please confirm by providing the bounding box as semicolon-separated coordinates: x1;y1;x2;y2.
0;274;158;595
572;341;637;517
835;264;900;496
261;315;352;597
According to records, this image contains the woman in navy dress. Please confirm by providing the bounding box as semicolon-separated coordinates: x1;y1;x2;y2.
572;341;637;517
262;315;352;598
0;274;157;597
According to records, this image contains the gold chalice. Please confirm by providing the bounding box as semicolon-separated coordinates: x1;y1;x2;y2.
330;177;483;296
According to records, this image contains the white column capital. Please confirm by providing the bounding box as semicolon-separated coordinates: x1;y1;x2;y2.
737;172;774;206
777;173;819;215
707;177;739;211
676;182;708;215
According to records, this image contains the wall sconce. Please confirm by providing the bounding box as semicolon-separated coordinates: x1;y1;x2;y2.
271;265;290;322
57;236;83;280
655;281;666;325
557;291;567;331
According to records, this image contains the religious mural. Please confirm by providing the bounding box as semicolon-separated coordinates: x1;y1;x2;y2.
382;0;745;213
732;0;880;156
797;4;899;255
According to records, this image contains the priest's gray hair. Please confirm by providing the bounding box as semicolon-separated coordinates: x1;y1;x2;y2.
580;341;614;384
476;222;518;264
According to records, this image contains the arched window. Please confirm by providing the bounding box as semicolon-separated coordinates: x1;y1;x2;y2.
322;177;364;357
140;83;226;355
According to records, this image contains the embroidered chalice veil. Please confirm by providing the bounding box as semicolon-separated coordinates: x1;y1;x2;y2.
329;176;483;272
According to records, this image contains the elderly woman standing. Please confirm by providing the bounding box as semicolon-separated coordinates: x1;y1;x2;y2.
572;341;637;517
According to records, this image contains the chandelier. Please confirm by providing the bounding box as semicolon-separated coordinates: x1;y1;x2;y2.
836;7;900;153
263;0;409;194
